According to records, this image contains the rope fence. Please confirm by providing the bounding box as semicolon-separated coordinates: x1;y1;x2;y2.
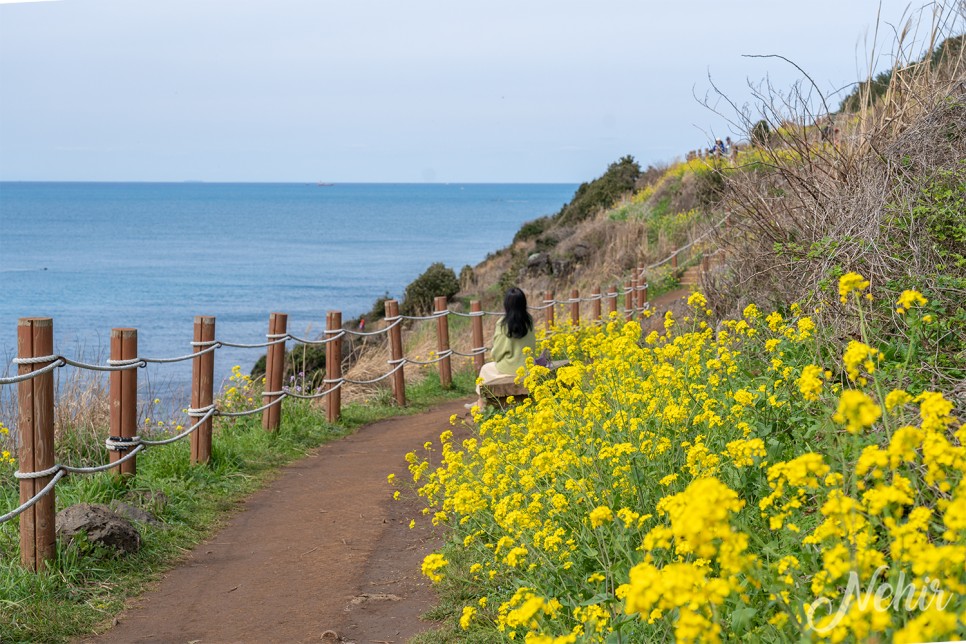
0;234;724;571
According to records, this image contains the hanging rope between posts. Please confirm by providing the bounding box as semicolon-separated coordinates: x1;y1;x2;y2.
400;350;453;366
398;310;450;322
451;346;489;357
141;342;220;364
288;330;346;346
277;381;343;401
217;393;288;418
0;357;65;384
450;309;502;317
217;335;289;349
341;361;406;385
343;317;403;337
0;470;66;524
0;408;217;524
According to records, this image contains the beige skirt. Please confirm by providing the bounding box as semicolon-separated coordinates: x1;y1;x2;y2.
475;361;510;395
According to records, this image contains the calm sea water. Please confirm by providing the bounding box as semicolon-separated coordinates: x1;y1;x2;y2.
0;182;575;403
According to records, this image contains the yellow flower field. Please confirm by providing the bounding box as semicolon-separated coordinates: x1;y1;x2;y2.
405;277;964;642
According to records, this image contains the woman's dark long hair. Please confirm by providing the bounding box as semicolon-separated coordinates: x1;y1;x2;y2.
502;287;533;339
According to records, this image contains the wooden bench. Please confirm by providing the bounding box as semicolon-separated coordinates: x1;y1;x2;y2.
479;360;569;409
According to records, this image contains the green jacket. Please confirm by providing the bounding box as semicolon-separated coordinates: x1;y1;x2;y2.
492;318;536;375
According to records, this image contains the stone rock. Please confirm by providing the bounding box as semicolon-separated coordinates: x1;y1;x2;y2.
526;252;551;276
570;243;592;261
526;252;548;268
56;503;141;555
551;258;573;276
109;500;163;527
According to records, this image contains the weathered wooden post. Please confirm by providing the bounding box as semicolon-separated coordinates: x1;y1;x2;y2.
385;300;406;406
109;328;138;477
17;317;56;571
191;316;216;464
626;280;636;321
544;291;555;331
671;249;679;269
470;300;485;373
592;286;602;321
325;311;342;423
702;253;710;273
570;289;580;327
434;296;452;389
261;313;287;433
607;286;618;316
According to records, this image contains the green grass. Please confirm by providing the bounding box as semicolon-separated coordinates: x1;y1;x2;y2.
0;370;475;643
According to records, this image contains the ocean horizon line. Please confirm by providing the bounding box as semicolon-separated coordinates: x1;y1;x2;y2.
0;179;580;186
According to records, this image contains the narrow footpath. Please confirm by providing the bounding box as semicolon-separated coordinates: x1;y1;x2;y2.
85;399;472;644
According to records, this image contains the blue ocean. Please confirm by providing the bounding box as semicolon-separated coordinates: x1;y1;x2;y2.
0;182;575;399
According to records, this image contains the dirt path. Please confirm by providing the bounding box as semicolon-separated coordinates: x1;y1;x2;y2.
85;399;473;644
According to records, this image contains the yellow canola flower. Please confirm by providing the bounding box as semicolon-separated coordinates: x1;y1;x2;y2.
885;389;912;412
588;505;614;528
832;390;882;434
797;364;824;401
916;391;956;432
842;340;880;384
895;289;927;314
724;438;766;467
460;606;476;630
838;271;870;303
421;553;448;583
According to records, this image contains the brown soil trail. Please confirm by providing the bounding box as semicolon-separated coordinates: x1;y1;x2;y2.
85;399;473;644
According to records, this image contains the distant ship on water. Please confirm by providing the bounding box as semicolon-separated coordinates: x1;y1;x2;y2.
317;181;335;187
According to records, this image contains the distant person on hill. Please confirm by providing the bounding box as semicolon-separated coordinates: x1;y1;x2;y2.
470;287;537;410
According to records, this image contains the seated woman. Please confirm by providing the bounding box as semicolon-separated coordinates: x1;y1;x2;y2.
473;287;536;409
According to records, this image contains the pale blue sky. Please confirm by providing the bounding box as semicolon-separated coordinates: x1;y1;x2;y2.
0;1;943;182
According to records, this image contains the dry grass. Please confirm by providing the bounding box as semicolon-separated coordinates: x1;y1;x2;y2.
701;4;965;392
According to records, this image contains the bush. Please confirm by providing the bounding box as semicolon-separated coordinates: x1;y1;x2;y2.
513;216;551;243
459;265;475;291
401;263;460;316
750;119;770;146
367;291;391;322
249;344;326;388
555;155;641;226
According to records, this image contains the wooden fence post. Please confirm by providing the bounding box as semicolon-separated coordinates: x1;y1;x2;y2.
672;249;679;269
544;291;555;331
470;300;485;373
191;316;216;464
261;312;287;433
570;289;580;327
607;286;618;316
626;280;636;321
17;317;56;572
385;300;406;406
434;296;452;389
592;286;602;322
325;311;342;423
109;328;138;477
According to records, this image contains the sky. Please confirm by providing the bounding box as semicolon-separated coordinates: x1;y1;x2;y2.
0;0;950;183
